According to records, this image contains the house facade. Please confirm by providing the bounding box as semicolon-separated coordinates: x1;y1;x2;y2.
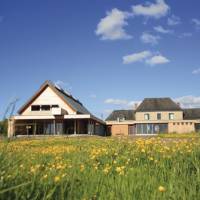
106;98;200;136
8;81;105;137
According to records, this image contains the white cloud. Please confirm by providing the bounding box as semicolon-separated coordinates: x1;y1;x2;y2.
89;94;97;98
146;54;170;65
127;101;142;108
167;15;181;26
192;18;200;29
95;8;132;40
105;96;200;110
132;0;170;19
104;109;113;114
123;51;170;66
192;68;200;75
175;96;200;108
179;32;192;38
104;99;141;109
123;50;152;64
104;98;128;105
154;25;173;34
140;32;160;45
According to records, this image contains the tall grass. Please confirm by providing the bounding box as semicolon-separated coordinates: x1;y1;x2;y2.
0;137;200;200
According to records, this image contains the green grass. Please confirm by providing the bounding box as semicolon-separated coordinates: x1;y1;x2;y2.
157;132;200;138
0;137;200;200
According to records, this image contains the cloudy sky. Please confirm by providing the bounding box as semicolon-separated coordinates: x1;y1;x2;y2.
0;0;200;119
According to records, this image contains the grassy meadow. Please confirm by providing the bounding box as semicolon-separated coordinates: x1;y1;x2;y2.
0;136;200;200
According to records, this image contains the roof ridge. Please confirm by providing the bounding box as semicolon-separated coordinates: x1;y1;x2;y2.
144;97;171;100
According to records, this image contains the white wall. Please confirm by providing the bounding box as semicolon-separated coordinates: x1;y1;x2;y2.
21;86;76;116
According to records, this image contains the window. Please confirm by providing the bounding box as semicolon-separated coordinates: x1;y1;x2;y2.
41;105;51;111
181;122;184;125
190;122;193;125
169;113;174;120
173;123;176;125
52;105;59;108
144;113;150;120
177;122;180;125
157;113;161;120
117;114;125;122
186;122;188;125
31;105;40;111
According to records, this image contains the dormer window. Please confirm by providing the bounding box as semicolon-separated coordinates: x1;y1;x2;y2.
41;105;51;111
144;113;150;120
117;114;125;122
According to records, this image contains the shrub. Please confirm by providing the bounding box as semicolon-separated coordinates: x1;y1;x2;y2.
0;119;7;136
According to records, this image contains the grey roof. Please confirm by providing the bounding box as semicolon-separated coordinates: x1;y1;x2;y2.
18;80;90;115
106;110;135;121
136;98;182;112
183;108;200;120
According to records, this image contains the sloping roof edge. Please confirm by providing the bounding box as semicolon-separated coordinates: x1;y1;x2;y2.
106;110;135;121
18;80;78;114
135;97;182;112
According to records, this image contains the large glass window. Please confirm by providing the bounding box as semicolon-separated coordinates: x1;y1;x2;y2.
169;113;174;120
44;122;54;134
144;113;150;120
157;113;161;120
136;123;168;134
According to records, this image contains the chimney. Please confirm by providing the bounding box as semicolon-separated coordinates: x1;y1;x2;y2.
134;103;138;110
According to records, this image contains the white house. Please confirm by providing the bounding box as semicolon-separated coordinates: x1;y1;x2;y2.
8;80;105;137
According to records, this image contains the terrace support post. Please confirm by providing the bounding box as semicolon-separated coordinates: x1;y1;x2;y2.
74;120;77;135
54;119;56;135
77;120;79;135
43;121;45;135
91;120;93;135
88;120;91;135
34;121;36;135
8;118;15;138
93;121;96;136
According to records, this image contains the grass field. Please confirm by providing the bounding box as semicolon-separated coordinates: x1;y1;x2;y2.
0;136;200;200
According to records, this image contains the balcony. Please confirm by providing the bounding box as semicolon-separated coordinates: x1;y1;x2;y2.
51;107;62;115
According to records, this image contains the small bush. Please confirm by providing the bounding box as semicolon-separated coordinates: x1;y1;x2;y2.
0;120;7;136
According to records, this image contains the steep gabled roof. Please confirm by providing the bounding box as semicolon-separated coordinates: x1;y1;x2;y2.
18;80;90;115
136;98;182;112
183;108;200;120
106;110;135;121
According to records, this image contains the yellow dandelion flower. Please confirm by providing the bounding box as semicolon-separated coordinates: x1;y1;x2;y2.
43;174;48;179
158;186;166;192
80;164;85;172
141;149;145;153
54;176;60;183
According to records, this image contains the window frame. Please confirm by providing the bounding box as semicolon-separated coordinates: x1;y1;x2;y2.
169;113;174;120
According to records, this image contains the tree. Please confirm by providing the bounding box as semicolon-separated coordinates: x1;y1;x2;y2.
0;119;8;136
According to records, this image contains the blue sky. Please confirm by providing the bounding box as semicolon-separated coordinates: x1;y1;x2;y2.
0;0;200;119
